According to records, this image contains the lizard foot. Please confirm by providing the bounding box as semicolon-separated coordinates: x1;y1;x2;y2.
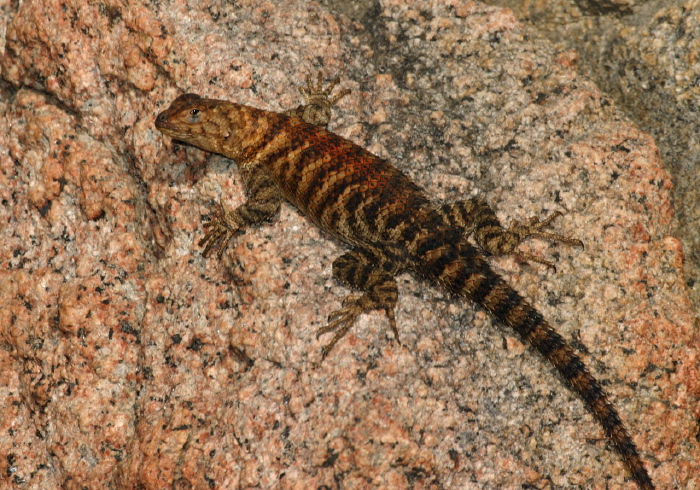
317;292;399;360
508;211;583;271
300;71;351;108
289;72;351;127
199;202;242;258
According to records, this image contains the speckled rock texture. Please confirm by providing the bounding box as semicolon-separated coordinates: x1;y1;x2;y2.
0;0;697;489
483;0;700;358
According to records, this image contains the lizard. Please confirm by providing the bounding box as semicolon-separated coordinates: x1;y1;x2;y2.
155;73;654;489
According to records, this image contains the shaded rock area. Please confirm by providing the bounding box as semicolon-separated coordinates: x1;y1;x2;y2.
1;0;698;488
481;0;700;343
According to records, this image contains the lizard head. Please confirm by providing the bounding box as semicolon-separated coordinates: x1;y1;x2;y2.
155;94;234;155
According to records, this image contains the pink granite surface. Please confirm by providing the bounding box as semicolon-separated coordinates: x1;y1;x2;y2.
0;0;697;489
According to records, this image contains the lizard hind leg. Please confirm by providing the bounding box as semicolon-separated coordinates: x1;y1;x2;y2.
317;248;401;359
438;198;583;271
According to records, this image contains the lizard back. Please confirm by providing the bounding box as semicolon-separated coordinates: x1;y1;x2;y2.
243;108;434;251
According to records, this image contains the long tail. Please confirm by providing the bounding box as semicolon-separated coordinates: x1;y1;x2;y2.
422;240;654;489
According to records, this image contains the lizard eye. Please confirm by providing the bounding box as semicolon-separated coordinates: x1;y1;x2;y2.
186;108;201;123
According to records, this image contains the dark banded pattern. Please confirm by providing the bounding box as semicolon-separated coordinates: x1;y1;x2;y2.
419;238;654;490
156;81;654;489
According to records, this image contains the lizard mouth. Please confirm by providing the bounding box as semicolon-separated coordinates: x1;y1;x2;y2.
155;112;177;132
154;117;192;141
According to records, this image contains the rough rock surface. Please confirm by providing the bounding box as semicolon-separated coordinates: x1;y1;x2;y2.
483;0;700;352
1;0;698;489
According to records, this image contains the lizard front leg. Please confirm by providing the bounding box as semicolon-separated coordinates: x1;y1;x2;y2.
200;164;281;258
318;248;401;359
437;197;583;270
285;72;350;128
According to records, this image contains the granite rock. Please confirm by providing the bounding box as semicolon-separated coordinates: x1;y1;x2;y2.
483;0;700;356
1;0;697;488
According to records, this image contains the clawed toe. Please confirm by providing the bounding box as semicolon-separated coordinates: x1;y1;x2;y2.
317;302;362;360
300;71;351;108
511;212;583;248
505;211;583;270
316;292;400;360
198;202;242;258
199;220;232;258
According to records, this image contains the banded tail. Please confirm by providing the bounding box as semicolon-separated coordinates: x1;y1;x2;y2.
421;239;654;490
